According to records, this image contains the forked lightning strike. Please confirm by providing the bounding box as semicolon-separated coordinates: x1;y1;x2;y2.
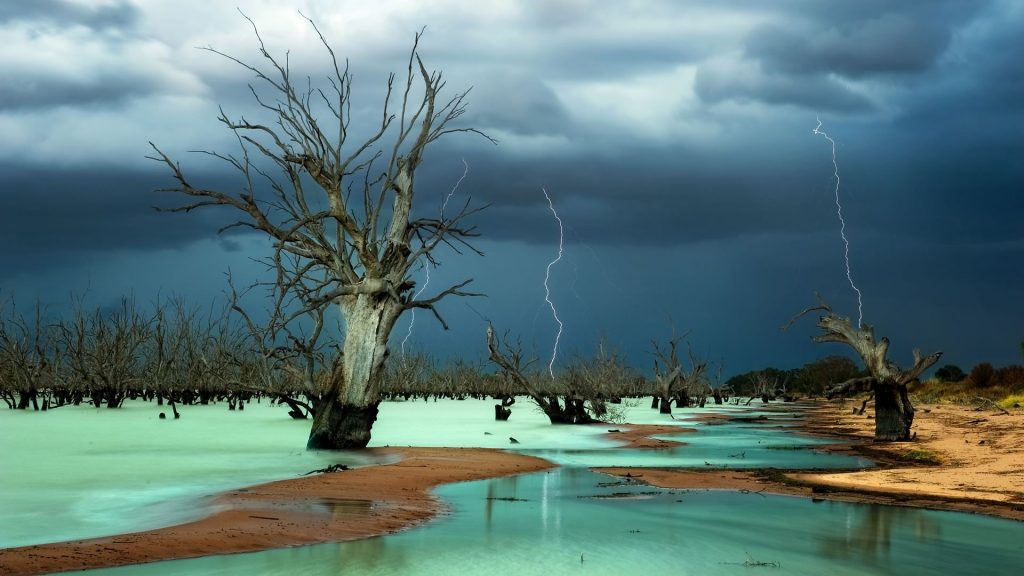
401;159;470;355
813;117;864;328
542;188;564;379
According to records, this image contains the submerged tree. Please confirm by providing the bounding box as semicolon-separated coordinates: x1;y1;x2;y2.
787;297;941;441
485;324;595;424
150;16;490;448
651;334;706;414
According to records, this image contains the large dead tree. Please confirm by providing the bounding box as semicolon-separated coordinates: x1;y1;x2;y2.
787;297;941;441
150;17;490;448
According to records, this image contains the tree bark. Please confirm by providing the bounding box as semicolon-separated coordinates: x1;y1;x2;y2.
874;382;914;441
658;394;672;414
307;398;380;449
306;295;400;449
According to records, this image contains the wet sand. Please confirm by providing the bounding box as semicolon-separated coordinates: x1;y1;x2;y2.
0;447;554;576
598;401;1024;522
602;423;695;448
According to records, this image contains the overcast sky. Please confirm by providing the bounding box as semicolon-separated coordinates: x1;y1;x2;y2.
1;0;1021;377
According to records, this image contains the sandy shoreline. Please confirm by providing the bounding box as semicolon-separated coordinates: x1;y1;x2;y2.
3;404;1022;574
0;447;554;576
791;400;1024;516
600;401;1024;522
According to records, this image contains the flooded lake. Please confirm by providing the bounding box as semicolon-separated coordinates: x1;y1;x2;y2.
3;399;1022;575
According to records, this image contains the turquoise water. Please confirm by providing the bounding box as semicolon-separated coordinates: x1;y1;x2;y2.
0;398;614;547
0;401;380;547
4;398;1023;575
86;468;1024;576
523;421;871;469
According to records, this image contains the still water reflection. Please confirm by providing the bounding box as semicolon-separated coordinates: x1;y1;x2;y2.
88;468;1024;576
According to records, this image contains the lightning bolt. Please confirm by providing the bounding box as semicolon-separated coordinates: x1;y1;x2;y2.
542;188;564;379
401;159;470;355
813;117;864;327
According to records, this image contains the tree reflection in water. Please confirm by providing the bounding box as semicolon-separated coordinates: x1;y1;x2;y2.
819;504;942;564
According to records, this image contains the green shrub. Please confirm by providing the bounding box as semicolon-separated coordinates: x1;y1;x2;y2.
934;364;965;382
904;449;941;464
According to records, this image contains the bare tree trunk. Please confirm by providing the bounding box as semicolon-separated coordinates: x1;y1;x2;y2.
789;296;939;442
874;382;914;441
658;393;672;414
308;296;400;449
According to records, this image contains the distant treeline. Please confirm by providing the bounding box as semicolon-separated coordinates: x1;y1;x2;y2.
6;294;971;417
0;295;658;416
724;356;865;399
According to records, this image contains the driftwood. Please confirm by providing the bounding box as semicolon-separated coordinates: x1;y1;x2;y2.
302;463;350;475
973;396;1010;416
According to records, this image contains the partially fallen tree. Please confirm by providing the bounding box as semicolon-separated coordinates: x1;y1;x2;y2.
787;296;941;441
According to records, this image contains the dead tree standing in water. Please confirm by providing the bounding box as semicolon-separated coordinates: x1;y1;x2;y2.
652;335;706;415
485;325;594;424
150;17;490;448
787;297;941;441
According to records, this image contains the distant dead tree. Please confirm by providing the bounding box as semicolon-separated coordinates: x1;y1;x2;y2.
58;298;150;408
226;272;333;419
0;300;56;410
382;350;433;400
787;295;941;441
485;324;595;424
565;338;636;418
750;371;787;404
143;297;189;406
709;360;727;405
149;16;491;448
651;333;707;414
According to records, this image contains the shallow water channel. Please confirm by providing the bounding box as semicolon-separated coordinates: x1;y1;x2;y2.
4;399;1024;575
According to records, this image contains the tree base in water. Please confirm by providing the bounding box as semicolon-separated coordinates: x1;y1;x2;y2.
307;399;380;449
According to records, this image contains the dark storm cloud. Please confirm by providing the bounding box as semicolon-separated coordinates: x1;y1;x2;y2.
0;0;1019;373
0;166;237;278
744;17;949;79
0;0;139;30
691;0;985;112
693;63;874;112
0;72;159;111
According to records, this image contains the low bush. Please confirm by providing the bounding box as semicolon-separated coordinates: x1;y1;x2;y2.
969;362;995;388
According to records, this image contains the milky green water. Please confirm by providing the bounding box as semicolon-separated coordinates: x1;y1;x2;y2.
3;398;1022;576
0;397;614;547
0;401;380;547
